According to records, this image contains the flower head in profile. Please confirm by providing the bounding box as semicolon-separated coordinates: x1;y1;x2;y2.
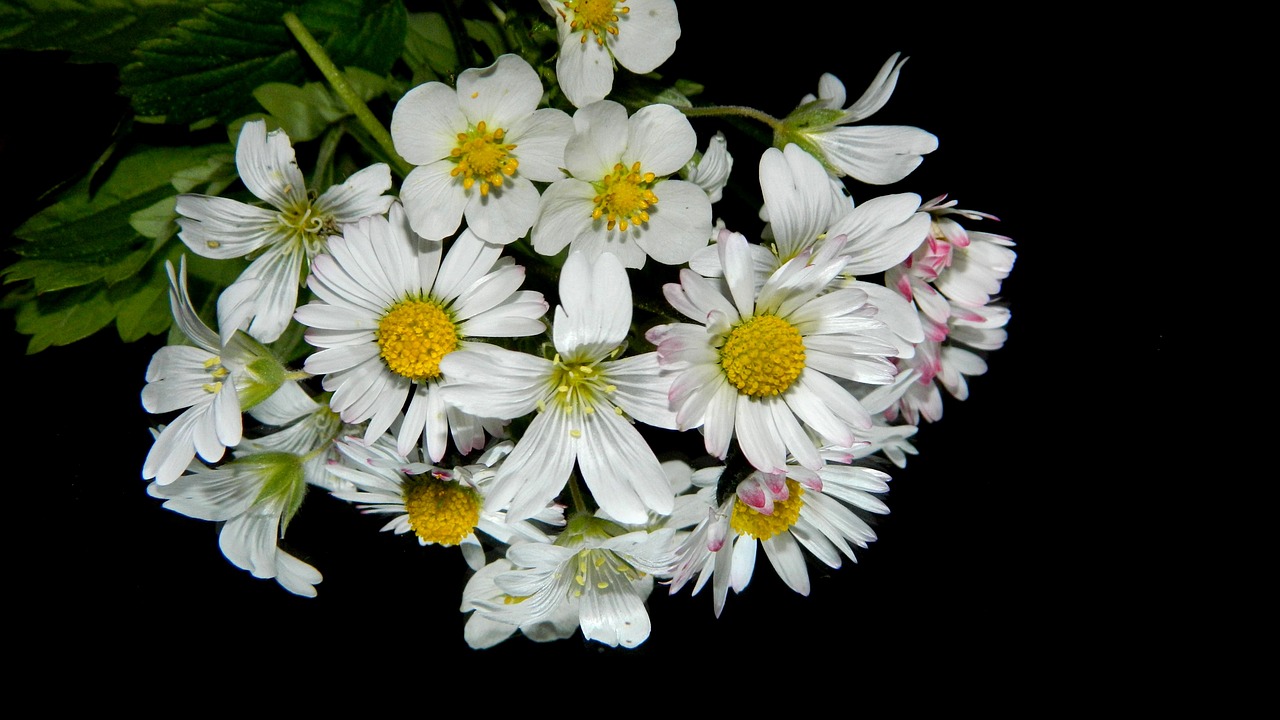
666;452;891;618
440;250;678;524
681;131;734;205
326;434;564;571
142;257;289;485
532;100;712;269
293;201;549;462
646;229;900;475
539;0;681;108
174;119;395;343
147;447;321;597
465;512;678;648
390;54;573;245
775;53;938;186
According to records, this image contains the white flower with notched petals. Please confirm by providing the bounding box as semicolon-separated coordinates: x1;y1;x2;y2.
532;100;713;269
647;230;900;475
293;201;549;462
390;54;572;245
440;250;677;524
174;119;394;343
147;449;321;597
779;53;938;186
539;0;681;108
142;257;288;485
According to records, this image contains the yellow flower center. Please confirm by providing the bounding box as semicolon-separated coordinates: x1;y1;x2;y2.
266;190;337;259
377;298;459;381
719;314;806;398
563;0;628;45
730;479;804;541
450;120;518;196
538;353;621;438
592;161;658;232
403;472;481;546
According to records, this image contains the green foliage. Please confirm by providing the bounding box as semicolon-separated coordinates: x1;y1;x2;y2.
119;0;407;126
253;66;392;142
0;0;207;66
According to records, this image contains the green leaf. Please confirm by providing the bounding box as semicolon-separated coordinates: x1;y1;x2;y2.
253;66;389;142
0;0;207;66
119;0;406;126
463;17;506;63
402;11;457;85
11;283;117;353
5;143;229;293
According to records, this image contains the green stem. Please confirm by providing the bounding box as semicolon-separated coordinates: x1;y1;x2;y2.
568;474;589;514
680;104;784;133
282;11;414;179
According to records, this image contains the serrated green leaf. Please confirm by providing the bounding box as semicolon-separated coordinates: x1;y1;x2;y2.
5;143;228;292
0;0;207;66
403;11;457;85
119;0;406;126
13;282;116;352
113;266;172;343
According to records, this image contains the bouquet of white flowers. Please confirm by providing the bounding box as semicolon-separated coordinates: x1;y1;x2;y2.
1;0;1016;650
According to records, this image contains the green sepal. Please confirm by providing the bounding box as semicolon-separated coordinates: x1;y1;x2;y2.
236;451;308;532
228;331;289;411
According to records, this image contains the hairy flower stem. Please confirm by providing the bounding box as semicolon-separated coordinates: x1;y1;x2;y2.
282;12;414;179
679;105;783;133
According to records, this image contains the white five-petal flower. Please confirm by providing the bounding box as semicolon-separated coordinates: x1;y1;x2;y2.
391;53;573;245
174;119;395;343
539;0;681;108
532;100;713;269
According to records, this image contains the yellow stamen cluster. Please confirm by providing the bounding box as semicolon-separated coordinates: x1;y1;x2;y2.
719;314;806;397
201;355;229;395
275;190;337;258
730;479;805;541
402;473;481;546
571;548;643;598
563;0;628;45
539;353;621;437
450;120;518;196
591;161;658;232
377;299;459;381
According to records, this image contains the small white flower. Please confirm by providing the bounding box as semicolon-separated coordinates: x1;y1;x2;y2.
293;201;549;462
667;453;891;618
390;54;573;244
779;53;938;185
647;230;900;474
141;257;288;485
539;0;681;108
468;513;678;648
440;250;678;524
327;434;564;571
147;449;321;597
532;100;712;269
174;119;395;343
461;557;581;649
681;131;733;204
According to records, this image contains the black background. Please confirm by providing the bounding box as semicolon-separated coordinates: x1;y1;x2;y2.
2;2;1162;685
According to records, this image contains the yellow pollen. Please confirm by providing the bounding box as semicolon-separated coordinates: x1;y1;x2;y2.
730;479;805;541
450;120;518;196
564;0;627;45
402;474;481;546
377;299;459;381
719;314;806;397
592;161;658;232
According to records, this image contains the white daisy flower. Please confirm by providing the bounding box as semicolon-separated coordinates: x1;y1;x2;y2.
646;230;900;475
468;514;679;648
666;452;891;618
326;434;564;571
390;53;573;245
532;99;713;269
174;119;395;343
147;448;321;597
141;257;289;485
778;53;938;185
538;0;681;108
440;249;678;525
293;201;549;462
